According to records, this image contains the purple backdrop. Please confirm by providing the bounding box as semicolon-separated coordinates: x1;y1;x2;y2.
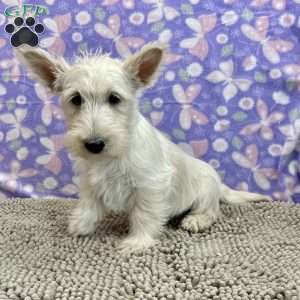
0;0;300;202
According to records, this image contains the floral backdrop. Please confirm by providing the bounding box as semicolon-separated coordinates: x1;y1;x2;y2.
0;0;300;202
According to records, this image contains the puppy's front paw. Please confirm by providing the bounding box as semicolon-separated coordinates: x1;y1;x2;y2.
118;235;156;254
68;207;98;236
181;214;214;233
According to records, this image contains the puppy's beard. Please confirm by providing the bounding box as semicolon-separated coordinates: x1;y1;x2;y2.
64;132;89;160
65;131;128;161
106;131;129;159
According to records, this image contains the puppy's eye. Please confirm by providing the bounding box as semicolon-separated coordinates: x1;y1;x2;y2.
108;93;121;105
70;94;82;106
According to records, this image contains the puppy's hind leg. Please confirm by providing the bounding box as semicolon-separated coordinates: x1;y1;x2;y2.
181;177;221;233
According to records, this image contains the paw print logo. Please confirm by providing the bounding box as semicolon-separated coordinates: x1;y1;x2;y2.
4;17;44;47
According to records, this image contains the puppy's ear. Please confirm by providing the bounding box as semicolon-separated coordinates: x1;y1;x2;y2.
15;46;69;93
123;42;167;88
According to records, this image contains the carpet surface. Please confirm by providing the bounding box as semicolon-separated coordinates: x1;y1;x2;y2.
1;199;300;300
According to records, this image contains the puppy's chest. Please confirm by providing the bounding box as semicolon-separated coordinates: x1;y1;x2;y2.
89;165;134;212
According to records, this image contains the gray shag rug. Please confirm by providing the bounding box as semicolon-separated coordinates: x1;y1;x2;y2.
1;199;300;300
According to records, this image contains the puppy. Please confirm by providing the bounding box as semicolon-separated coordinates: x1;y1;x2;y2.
17;43;271;252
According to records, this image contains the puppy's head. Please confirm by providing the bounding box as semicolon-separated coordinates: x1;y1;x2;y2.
16;43;166;161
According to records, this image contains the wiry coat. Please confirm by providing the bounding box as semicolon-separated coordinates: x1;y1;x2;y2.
17;43;271;252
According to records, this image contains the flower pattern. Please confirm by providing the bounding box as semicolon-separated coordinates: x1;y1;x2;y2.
94;14;145;58
143;0;179;24
232;144;278;191
180;14;216;60
241;16;294;64
0;109;34;142
206;59;252;102
172;84;208;130
240;98;284;140
0;0;299;202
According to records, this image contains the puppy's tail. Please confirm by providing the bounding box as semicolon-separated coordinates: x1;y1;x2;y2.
221;184;272;204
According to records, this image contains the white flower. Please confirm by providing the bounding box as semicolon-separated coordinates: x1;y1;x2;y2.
239;97;255;110
72;32;83;42
279;13;296;28
221;10;238;26
165;71;175;81
216;106;228;116
212;138;228;152
216;33;228;44
129;12;145;25
187;63;203;77
272;91;290;105
75;11;91;26
152;97;163;108
269;68;282;79
16;95;27;105
214;119;230;132
209;159;220;169
43;177;58;190
17;147;29;160
268;144;283;157
206;59;252;101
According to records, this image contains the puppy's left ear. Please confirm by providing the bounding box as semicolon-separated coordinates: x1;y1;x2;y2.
123;42;167;89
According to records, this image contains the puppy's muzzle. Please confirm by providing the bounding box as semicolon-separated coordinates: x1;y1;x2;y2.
84;138;105;154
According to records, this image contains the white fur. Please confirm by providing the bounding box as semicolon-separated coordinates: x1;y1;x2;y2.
16;43;271;253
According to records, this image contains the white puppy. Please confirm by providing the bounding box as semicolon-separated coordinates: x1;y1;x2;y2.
17;43;270;252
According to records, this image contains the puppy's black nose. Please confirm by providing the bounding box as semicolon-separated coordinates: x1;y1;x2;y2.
84;139;105;154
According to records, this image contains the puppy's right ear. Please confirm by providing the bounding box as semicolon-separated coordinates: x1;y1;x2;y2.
15;46;69;93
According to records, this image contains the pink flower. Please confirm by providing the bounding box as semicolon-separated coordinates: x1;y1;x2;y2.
241;16;293;64
240;99;284;140
250;0;286;11
94;14;145;58
40;13;72;55
232;144;278;191
172;84;208;130
0;161;37;193
180;14;216;60
143;0;179;24
36;135;65;175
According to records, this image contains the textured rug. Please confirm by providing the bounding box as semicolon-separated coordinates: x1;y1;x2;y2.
0;199;300;300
